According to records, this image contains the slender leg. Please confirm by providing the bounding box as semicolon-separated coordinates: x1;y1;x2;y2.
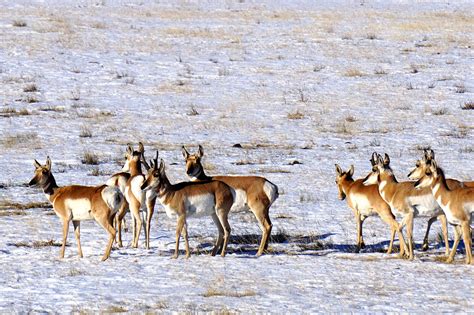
60;219;69;259
72;221;83;258
145;197;156;250
438;214;449;256
405;212;414;260
378;211;397;254
99;213;117;261
182;220;190;259
447;225;462;263
461;222;472;264
129;199;141;248
354;210;362;253
115;200;128;247
422;216;437;251
173;215;186;259
217;209;232;257
263;212;273;251
360;215;367;249
250;203;272;256
211;213;224;256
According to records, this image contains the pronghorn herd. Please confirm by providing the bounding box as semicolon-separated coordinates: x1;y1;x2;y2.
28;143;279;261
336;149;474;264
28;145;472;264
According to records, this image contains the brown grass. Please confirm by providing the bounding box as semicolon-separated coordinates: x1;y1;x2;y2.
344;68;364;77
81;152;99;165
0;200;51;210
203;288;257;298
461;101;474;110
287;110;304;120
0;107;30;117
12;240;62;248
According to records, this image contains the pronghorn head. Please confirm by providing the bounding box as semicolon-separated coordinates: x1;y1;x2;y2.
335;164;354;200
122;142;146;172
362;152;392;185
29;157;52;187
414;159;439;189
182;145;204;179
141;151;164;191
407;149;435;180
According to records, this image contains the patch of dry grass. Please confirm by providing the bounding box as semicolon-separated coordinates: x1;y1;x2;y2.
460;101;474;110
81;152;99;165
287;110;304;120
12;240;62;248
203;288;257;298
0;107;30;117
0;200;51;210
344;68;365;77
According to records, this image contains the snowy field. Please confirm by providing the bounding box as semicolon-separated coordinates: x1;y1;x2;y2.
1;0;473;312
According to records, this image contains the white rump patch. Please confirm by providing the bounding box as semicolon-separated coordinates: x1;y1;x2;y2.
102;186;123;214
263;181;279;204
66;198;94;221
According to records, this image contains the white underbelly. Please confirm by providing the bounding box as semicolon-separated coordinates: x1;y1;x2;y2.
185;194;216;218
230;189;248;212
406;195;442;217
66;198;94;221
350;194;378;217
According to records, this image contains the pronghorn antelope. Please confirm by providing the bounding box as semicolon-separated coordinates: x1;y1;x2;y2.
181;145;279;256
408;148;474;251
363;153;449;260
106;144;151;248
28;157;123;261
335;164;406;255
140;152;234;258
121;142;156;249
414;159;473;264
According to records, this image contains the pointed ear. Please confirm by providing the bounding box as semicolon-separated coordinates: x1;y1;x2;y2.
138;142;145;153
383;153;390;166
126;144;133;155
370;152;378;166
348;165;354;177
197;145;204;158
159;158;166;174
33;159;42;169
335;164;342;175
428;149;435;161
182;146;190;159
45;156;52;171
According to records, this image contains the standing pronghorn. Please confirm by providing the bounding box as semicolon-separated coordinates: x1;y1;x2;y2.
106;144;151;248
121;142;156;248
140;152;234;258
335;164;406;256
408;148;474;251
363;153;449;260
28;157;123;261
414;159;474;264
181;145;279;256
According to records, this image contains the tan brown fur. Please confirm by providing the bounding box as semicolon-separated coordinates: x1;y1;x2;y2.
29;157;123;261
182;145;278;256
415;159;474;264
363;153;449;260
335;164;406;255
141;154;234;258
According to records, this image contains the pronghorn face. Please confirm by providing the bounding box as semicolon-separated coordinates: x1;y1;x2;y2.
363;153;391;185
29;157;52;187
141;153;163;191
414;161;438;189
407;149;435;180
121;142;145;172
335;164;354;200
407;159;426;181
182;145;204;178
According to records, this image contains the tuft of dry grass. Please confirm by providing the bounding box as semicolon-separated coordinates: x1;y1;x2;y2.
0;107;30;117
345;115;357;122
187;106;200;116
24;95;40;103
287;110;304;120
344;68;364;77
13;20;27;27
454;83;466;94
81;152;99;165
12;240;62;248
1;132;39;149
79;126;92;138
203;288;257;298
432;108;448;116
0;200;51;210
23;83;38;92
39;106;65;112
460;101;474;110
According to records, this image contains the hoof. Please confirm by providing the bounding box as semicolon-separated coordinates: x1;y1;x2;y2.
421;244;429;252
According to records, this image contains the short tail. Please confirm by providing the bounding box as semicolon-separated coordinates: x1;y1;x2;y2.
102;186;124;214
263;180;279;205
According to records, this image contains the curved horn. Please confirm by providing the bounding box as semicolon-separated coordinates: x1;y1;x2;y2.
138;142;145;153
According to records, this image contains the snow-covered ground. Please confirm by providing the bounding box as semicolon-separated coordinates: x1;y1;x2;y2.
0;0;473;312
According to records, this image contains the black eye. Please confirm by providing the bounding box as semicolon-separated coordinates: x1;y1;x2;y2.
416;162;420;167
153;171;159;177
426;171;432;176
